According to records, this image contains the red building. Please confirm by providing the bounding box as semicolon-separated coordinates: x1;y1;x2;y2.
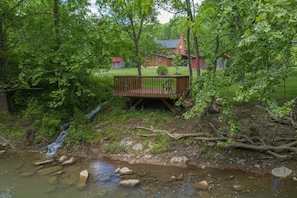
191;57;204;69
145;34;203;69
111;57;125;69
145;35;186;67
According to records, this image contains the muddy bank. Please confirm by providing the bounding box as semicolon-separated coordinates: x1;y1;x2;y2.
17;141;296;177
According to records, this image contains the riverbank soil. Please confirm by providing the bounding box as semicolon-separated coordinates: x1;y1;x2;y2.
97;102;297;176
2;102;297;176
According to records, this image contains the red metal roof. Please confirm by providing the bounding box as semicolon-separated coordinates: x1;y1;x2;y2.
111;57;123;62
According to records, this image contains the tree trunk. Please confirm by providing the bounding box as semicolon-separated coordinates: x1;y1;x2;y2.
135;39;142;76
186;27;192;86
0;92;9;118
193;35;201;92
213;30;219;75
54;0;60;49
185;0;194;86
0;18;9;118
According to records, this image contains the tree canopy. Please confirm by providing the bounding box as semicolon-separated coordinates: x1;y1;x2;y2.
0;0;296;142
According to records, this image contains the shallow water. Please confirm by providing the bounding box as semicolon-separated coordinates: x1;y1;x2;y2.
0;151;296;198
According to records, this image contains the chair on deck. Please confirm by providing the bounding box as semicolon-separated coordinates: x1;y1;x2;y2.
163;79;174;92
122;81;130;91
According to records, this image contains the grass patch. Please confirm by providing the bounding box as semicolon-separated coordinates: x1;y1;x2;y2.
102;142;126;154
273;69;297;103
99;66;190;77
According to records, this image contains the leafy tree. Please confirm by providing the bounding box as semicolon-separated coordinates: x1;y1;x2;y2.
187;0;297;136
158;0;203;87
0;0;25;118
1;0;113;122
97;0;157;76
172;53;182;74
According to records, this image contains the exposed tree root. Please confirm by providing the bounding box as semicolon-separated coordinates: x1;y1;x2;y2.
135;124;297;159
136;126;209;140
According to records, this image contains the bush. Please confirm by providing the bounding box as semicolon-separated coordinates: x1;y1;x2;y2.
157;64;169;75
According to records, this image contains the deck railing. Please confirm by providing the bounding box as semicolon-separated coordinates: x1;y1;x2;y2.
114;76;189;98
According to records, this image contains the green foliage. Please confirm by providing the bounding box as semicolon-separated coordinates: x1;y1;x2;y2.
34;109;68;142
148;134;170;154
98;0;157;75
102;143;126;154
172;53;183;75
0;123;26;144
216;139;232;149
156;64;169;75
64;108;90;146
219;105;241;136
184;0;297;138
184;71;221;118
267;98;296;121
21;98;45;127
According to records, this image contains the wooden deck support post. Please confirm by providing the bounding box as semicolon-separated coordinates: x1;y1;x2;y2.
160;99;176;113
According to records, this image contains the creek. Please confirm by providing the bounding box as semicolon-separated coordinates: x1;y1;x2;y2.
0;150;296;198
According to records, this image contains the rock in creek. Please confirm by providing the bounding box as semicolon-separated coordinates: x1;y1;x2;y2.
60;178;75;187
118;167;134;175
0;150;5;156
58;155;68;163
38;166;63;176
197;191;211;198
34;159;55;166
45;185;57;193
194;180;209;190
20;171;35;177
61;157;75;166
77;170;89;189
119;179;140;187
48;176;58;184
271;166;292;178
232;184;244;191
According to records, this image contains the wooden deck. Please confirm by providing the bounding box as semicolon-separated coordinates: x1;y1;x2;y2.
114;76;189;112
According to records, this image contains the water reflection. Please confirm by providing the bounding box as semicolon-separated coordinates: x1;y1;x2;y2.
89;160;121;184
0;151;297;198
271;177;280;192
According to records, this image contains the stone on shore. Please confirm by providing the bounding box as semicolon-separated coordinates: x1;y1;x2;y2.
119;179;140;187
170;156;188;164
77;170;89;189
